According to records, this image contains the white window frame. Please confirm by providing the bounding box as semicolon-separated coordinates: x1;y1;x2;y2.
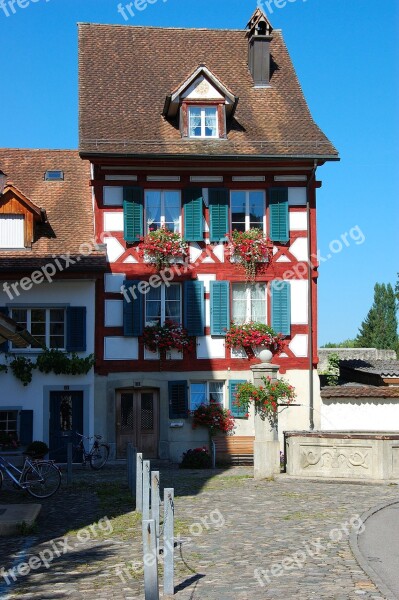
188;106;219;139
189;381;225;411
11;307;66;351
145;283;182;327
230;190;266;233
0;409;19;436
232;283;267;325
0;214;25;249
144;190;181;234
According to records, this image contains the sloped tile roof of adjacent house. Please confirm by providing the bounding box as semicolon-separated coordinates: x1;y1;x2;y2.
0;149;106;271
321;385;399;399
78;11;338;160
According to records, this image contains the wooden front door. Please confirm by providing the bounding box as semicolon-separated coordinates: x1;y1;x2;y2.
49;391;84;461
116;389;159;459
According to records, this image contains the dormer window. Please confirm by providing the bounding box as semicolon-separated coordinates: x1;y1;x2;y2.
188;106;218;138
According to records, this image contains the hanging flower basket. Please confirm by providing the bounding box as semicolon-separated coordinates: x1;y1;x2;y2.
142;321;194;354
191;400;236;437
225;322;286;356
234;377;296;425
227;229;273;281
138;226;188;271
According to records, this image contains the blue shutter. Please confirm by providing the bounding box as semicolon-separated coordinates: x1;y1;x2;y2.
66;307;86;352
19;410;33;445
209;188;229;242
183;188;203;242
210;281;230;336
123;280;143;337
123;187;143;243
271;281;291;336
229;380;248;418
0;307;9;352
184;281;205;336
269;188;289;243
169;381;188;419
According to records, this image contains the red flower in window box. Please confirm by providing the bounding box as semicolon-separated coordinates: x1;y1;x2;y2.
142;320;194;354
138;226;188;271
226;228;273;281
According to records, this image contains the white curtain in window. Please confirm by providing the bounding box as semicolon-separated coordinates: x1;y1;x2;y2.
204;108;217;135
232;284;247;324
189;109;201;136
251;284;266;323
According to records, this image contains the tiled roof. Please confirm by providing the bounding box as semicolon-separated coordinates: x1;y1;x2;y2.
321;385;399;399
0;149;106;271
341;360;399;378
78;24;338;159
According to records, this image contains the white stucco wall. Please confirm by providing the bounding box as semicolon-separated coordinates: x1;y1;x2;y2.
321;397;399;431
0;280;96;442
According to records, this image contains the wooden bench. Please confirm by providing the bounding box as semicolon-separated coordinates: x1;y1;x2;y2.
213;436;254;465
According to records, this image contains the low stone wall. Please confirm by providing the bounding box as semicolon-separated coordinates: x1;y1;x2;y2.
318;348;396;372
285;431;399;481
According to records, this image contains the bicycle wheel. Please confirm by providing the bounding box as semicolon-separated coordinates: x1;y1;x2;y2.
23;461;61;499
89;444;109;470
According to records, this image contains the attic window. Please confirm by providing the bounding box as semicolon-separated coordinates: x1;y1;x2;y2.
188;106;218;138
45;170;64;181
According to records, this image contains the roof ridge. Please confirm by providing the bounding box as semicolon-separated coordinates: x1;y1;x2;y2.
77;22;248;32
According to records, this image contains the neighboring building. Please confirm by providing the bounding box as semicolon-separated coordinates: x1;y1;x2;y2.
77;8;339;461
0;150;106;458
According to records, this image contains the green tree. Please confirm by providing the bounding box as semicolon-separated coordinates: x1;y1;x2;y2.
321;339;358;348
356;283;398;351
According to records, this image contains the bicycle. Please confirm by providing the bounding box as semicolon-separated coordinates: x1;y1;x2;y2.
0;454;61;499
74;432;110;470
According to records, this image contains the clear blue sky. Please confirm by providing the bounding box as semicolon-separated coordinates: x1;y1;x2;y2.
1;0;398;345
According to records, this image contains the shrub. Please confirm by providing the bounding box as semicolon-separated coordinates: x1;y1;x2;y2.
179;447;212;469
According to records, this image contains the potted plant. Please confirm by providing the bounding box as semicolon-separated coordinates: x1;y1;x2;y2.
179;447;212;469
225;322;286;359
25;441;49;460
191;400;236;462
227;228;272;281
142;321;193;356
234;376;296;427
138;226;188;271
0;431;19;451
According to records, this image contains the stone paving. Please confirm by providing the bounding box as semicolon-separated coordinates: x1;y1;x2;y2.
0;463;397;599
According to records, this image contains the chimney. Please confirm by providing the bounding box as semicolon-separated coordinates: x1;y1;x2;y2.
246;9;273;87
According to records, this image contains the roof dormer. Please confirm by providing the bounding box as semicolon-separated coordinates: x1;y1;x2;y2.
163;65;238;140
0;182;47;249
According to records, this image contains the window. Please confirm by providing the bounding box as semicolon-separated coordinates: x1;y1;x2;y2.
0;410;18;437
0;215;25;249
11;308;65;350
145;190;180;233
44;170;64;181
231;191;265;232
190;381;224;410
232;284;266;324
188;106;218;138
145;284;181;327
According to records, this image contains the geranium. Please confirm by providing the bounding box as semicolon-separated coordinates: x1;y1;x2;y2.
234;376;296;426
225;322;285;354
142;320;193;354
191;400;236;437
138;226;188;271
227;228;272;281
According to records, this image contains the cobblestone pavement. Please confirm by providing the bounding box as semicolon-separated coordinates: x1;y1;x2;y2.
0;463;397;599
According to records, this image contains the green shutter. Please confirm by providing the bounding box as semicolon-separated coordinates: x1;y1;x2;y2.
209;188;229;242
123;280;143;337
183;188;203;241
66;307;86;352
210;281;230;336
269;188;289;243
169;381;188;418
229;380;248;418
271;281;291;336
123;187;143;243
184;281;205;336
0;307;9;352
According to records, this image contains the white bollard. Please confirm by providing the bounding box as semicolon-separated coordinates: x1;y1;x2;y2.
151;471;160;553
163;488;174;597
143;460;151;522
142;519;159;600
136;453;143;513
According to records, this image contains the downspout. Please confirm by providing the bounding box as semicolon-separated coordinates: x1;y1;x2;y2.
307;160;317;430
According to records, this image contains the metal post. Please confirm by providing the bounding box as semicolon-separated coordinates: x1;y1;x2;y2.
211;440;216;469
163;488;174;597
142;519;159;600
136;453;143;513
67;442;73;485
130;446;137;495
151;471;160;553
143;460;151;521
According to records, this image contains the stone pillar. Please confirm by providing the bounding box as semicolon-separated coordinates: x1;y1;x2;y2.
251;362;281;480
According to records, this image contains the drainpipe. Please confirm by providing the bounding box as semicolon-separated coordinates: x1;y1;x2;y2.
307;160;317;431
